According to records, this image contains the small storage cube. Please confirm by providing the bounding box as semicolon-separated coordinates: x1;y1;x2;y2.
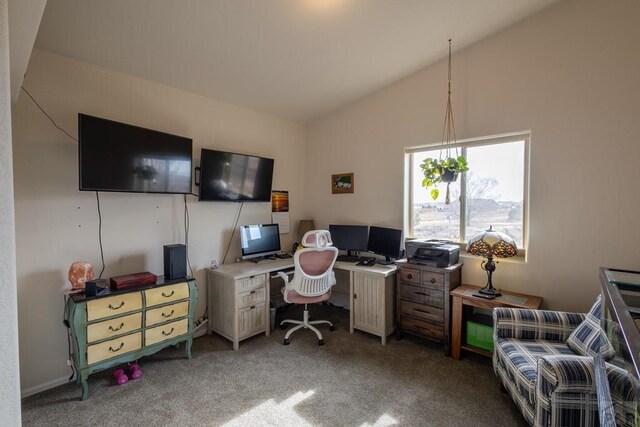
466;313;494;352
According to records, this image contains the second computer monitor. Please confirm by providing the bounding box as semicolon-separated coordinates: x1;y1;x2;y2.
329;224;368;254
368;226;403;265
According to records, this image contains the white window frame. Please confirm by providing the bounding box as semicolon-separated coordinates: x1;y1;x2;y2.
404;131;530;259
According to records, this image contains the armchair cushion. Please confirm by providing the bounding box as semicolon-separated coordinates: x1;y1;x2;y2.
566;296;616;359
494;307;585;342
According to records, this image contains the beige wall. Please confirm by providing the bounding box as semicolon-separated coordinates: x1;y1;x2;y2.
1;0;22;422
12;49;306;394
306;0;640;312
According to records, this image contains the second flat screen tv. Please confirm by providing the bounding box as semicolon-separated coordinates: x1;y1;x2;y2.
199;148;274;202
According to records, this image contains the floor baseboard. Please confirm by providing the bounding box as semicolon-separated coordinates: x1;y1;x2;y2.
22;376;70;398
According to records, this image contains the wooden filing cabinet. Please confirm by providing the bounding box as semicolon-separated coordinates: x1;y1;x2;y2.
206;269;269;350
68;278;198;400
396;263;462;355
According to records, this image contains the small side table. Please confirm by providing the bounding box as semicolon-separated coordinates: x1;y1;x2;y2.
450;284;542;360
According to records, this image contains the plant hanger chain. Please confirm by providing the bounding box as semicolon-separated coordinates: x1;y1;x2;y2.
440;39;460;161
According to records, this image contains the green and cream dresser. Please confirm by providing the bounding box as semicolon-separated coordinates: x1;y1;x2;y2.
68;277;197;399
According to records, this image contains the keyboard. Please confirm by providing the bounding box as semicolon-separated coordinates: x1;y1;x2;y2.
336;255;360;263
275;253;292;259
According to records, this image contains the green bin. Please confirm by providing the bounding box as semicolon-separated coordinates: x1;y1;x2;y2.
466;313;494;352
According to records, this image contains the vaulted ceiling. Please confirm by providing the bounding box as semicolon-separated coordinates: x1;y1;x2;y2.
30;0;560;122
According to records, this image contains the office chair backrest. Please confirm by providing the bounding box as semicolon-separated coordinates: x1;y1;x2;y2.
290;230;338;297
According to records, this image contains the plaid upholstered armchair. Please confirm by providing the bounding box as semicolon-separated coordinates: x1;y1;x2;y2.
493;297;636;427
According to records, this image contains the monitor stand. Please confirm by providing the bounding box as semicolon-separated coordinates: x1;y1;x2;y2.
376;256;395;265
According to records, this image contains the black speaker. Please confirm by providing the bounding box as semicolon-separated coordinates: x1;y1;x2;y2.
164;244;187;280
85;279;109;296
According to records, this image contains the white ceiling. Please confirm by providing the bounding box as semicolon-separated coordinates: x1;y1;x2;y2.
33;0;560;122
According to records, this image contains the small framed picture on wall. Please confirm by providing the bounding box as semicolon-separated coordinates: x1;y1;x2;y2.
331;173;354;194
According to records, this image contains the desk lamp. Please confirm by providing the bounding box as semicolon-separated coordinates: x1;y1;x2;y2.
466;226;517;297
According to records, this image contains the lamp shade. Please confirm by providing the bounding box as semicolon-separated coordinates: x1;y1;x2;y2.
297;220;315;239
466;226;517;258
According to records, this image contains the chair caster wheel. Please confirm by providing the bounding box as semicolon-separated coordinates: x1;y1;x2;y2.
318;339;325;346
280;324;287;330
329;325;335;332
283;339;290;345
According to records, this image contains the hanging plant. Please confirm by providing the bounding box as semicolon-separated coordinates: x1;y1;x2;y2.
420;39;469;204
420;156;469;201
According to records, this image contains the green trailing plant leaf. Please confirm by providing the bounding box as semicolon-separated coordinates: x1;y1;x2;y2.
420;156;469;200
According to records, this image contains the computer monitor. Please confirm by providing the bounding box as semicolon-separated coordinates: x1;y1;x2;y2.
368;226;403;265
239;223;281;260
329;225;368;256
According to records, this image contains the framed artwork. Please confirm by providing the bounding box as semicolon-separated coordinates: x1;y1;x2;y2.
331;173;354;194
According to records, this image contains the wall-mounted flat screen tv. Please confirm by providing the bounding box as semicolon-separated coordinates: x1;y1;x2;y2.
78;114;193;194
198;148;274;202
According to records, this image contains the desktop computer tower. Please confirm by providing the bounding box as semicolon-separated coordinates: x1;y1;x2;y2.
164;244;187;279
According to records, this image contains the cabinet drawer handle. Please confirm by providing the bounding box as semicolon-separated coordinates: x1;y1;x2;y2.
108;301;125;310
250;290;256;294
413;308;430;314
162;327;175;336
430;278;436;284
250;305;256;310
109;342;125;352
161;290;175;298
415;292;428;296
109;322;125;332
407;274;413;280
161;309;175;318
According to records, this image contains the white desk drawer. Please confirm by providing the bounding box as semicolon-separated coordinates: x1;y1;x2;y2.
146;301;189;327
87;312;142;343
238;287;266;308
145;283;189;307
238;303;266;338
86;292;142;321
237;275;266;293
145;318;189;346
87;332;142;365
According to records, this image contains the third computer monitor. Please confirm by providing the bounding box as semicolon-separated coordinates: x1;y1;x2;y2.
368;226;402;265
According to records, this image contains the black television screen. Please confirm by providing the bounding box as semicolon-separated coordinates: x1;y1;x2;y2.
199;148;274;202
240;224;281;260
78;114;193;194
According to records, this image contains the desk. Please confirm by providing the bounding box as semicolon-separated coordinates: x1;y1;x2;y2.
450;284;542;360
206;259;397;349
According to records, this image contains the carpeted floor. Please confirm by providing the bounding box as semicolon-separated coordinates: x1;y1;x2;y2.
22;305;526;426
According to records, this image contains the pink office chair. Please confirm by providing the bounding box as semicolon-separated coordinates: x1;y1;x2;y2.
277;230;338;346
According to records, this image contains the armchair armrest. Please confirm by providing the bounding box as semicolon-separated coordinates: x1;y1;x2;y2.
537;355;596;395
493;308;585;342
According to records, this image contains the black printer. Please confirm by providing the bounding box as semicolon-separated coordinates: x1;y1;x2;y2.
406;239;460;268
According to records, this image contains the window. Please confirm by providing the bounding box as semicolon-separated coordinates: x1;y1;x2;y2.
405;132;529;252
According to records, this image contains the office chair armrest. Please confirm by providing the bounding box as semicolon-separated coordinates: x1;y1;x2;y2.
277;271;290;286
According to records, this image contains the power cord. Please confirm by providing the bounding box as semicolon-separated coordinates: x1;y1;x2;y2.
222;202;244;264
184;194;193;277
96;192;105;279
21;86;78;143
63;295;76;381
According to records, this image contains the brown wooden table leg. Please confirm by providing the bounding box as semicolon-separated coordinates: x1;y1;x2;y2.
451;295;463;360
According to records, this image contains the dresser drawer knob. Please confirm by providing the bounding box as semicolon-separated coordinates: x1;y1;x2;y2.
108;342;125;353
250;290;256;294
161;327;175;336
161;310;175;318
250;305;256;310
109;322;125;332
108;301;125;310
430;278;436;284
407;274;413;280
162;290;175;298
